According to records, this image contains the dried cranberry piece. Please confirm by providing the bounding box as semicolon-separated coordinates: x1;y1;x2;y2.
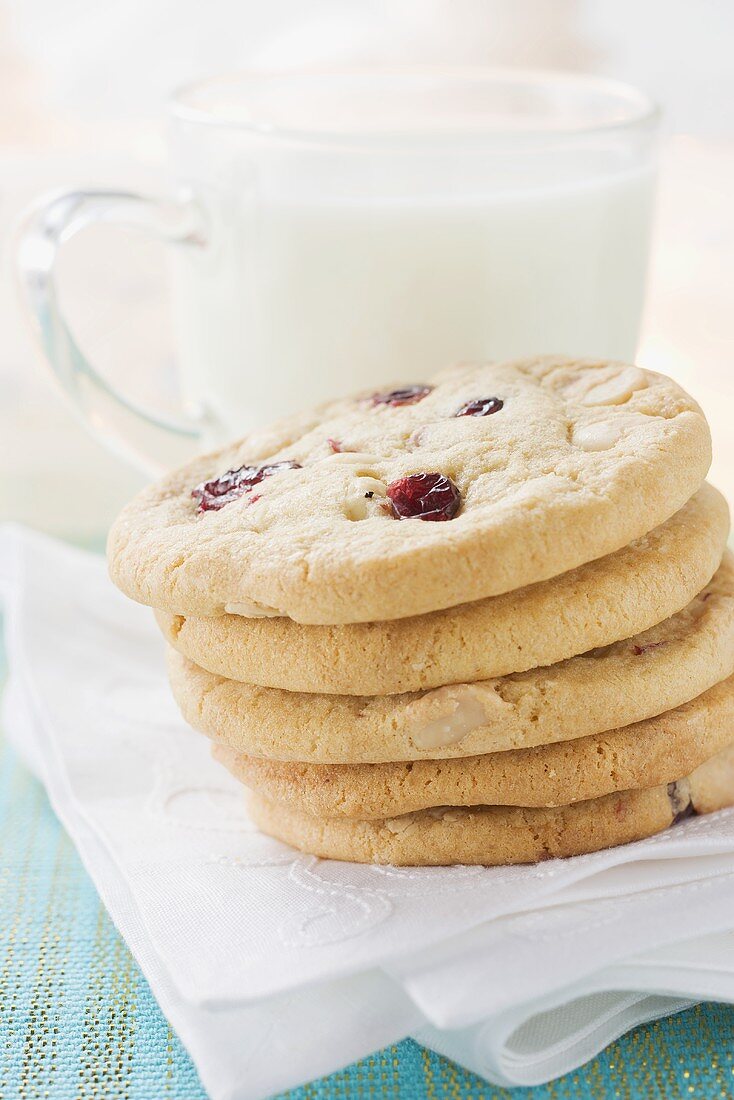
192;460;301;512
455;397;504;417
386;472;461;521
371;385;432;407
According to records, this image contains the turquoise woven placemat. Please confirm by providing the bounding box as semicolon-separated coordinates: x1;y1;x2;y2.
2;629;734;1099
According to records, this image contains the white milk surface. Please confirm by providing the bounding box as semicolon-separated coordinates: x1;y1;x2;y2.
172;167;654;439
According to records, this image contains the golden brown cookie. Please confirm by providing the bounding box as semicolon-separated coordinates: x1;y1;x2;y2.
158;484;728;696
109;357;711;625
247;743;734;865
217;674;734;816
166;552;734;764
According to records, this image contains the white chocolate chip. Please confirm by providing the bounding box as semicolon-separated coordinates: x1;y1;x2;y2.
344;476;385;520
424;807;468;823
224;600;281;618
358;477;386;494
344;495;370;521
407;686;489;750
582;367;647;407
384;815;420;836
436;809;467;824
571;422;622;451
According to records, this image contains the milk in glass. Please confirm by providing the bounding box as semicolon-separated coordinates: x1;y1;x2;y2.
168;75;656;440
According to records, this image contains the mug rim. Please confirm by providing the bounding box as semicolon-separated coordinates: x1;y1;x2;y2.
168;66;660;149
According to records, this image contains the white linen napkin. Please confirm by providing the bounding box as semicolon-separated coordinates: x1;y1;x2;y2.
3;522;734;1099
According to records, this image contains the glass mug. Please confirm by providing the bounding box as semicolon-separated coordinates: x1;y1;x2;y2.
18;69;659;473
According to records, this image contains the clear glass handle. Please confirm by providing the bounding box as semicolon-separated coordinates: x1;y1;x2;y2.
17;188;208;475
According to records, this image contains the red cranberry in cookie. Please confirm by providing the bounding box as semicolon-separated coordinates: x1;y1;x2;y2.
192;461;301;512
371;385;432;407
386;473;461;521
455;397;504;417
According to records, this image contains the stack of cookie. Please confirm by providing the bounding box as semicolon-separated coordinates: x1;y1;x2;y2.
108;357;734;865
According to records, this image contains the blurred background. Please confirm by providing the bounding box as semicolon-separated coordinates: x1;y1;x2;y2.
2;0;733;541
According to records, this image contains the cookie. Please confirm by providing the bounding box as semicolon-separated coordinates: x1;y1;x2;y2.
109;357;711;625
165;549;734;764
246;743;734;865
217;674;734;816
171;556;734;763
158;484;728;696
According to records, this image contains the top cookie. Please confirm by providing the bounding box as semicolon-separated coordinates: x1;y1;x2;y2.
108;357;711;624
